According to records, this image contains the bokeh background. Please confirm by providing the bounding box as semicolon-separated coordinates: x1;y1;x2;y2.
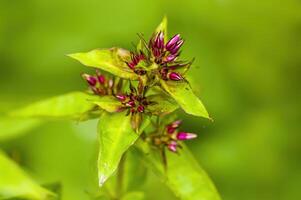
1;0;301;199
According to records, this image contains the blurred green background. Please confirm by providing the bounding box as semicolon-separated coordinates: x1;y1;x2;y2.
0;0;301;199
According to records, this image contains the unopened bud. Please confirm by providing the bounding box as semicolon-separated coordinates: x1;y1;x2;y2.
169;72;183;81
171;120;182;128
169;40;184;55
167;126;176;134
82;74;97;86
168;141;178;152
98;75;106;84
176;132;197;140
126;100;135;107
116;94;127;101
137;105;144;113
166;34;181;50
165;54;177;62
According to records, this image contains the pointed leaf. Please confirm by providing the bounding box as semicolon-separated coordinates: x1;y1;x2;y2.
9;92;99;120
0;151;55;199
97;112;149;186
135;141;221;200
147;94;178;115
92;96;121;113
68;48;138;80
160;80;210;119
155;16;168;41
97;149;147;199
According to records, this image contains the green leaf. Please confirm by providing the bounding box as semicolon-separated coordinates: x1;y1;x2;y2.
155;16;168;41
160;80;210;119
96;149;147;199
97;111;149;187
9;92;98;120
0;118;43;141
68;48;139;80
121;191;144;200
135;141;221;200
92;96;121;113
0;151;55;199
147;94;178;115
122;149;147;192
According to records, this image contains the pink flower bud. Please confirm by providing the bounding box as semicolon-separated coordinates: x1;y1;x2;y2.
98;75;106;84
168;141;178;152
126;100;135;107
165;54;177;62
169;72;183;81
127;62;135;69
116;94;127;101
171;120;182;128
82;74;97;86
166;34;181;50
137;105;144;113
155;32;164;49
167;126;176;134
176;132;197;140
169;40;184;55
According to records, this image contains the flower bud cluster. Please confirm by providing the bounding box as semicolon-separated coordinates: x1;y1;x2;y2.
151;120;197;153
126;32;191;82
82;70;121;96
115;84;151;114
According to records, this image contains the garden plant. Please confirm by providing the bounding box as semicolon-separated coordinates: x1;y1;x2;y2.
0;17;221;200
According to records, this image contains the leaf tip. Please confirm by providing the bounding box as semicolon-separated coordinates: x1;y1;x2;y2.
98;174;108;187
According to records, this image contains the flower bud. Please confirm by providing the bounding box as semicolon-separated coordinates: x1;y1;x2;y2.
169;72;183;81
137;105;144;113
116;94;127;101
155;32;164;49
171;120;182;128
167;126;176;134
126;100;135;107
166;34;181;50
168;141;178;152
176;132;197;140
127;62;135;69
98;75;106;84
82;74;97;86
169;40;184;55
165;54;177;62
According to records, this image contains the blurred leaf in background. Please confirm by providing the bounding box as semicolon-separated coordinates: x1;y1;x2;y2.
0;0;301;199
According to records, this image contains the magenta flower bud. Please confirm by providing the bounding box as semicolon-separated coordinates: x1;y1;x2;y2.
168;141;178;152
167;126;176;134
166;34;181;50
137;105;144;113
155;32;164;49
169;40;184;55
82;74;97;86
116;94;127;101
165;54;177;62
98;75;106;84
169;72;183;81
126;100;135;107
177;132;197;140
171;120;182;128
127;62;135;69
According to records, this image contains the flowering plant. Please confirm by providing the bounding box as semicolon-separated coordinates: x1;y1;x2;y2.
3;17;221;200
